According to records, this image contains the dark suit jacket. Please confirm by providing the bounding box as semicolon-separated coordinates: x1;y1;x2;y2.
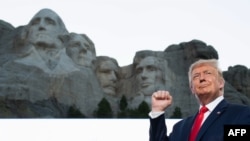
149;100;250;141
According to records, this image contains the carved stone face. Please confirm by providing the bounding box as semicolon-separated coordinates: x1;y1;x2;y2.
135;56;164;96
96;60;118;96
66;34;96;67
27;9;65;48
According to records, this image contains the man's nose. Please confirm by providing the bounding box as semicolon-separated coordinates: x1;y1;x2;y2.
141;69;148;80
38;20;46;30
199;74;206;82
109;71;117;81
79;46;88;53
38;26;46;31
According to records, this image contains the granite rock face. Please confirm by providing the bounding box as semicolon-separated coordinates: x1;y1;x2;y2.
0;19;14;39
0;9;103;118
223;65;250;100
0;8;249;118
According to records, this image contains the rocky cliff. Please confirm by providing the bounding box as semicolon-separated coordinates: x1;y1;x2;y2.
0;8;249;118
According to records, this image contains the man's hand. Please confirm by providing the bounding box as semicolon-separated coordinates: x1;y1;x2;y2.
151;90;172;112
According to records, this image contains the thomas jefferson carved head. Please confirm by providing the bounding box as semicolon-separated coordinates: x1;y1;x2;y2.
64;33;96;67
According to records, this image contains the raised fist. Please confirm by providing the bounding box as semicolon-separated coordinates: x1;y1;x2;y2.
151;90;172;112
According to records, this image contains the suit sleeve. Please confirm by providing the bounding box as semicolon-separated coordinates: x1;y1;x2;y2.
149;114;169;141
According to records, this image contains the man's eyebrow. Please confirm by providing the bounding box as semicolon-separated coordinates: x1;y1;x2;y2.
135;66;142;69
146;64;156;67
30;18;40;23
45;17;56;22
32;17;40;20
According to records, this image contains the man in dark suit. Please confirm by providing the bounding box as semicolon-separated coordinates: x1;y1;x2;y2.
149;59;250;141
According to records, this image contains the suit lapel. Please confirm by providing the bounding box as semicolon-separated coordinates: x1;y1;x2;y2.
181;115;199;141
196;100;228;140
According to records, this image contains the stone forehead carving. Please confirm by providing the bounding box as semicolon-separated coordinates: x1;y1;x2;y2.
64;33;96;55
28;8;68;34
133;50;166;75
95;56;119;70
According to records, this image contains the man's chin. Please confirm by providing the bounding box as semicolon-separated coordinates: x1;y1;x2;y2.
35;41;49;47
103;88;116;96
197;92;211;97
141;88;154;96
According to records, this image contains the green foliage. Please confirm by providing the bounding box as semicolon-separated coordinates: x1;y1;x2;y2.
138;101;150;114
170;106;182;118
117;95;128;118
120;101;150;118
67;106;86;118
119;95;128;111
132;101;150;118
95;98;113;118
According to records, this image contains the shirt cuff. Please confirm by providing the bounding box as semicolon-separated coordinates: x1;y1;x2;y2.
148;111;165;119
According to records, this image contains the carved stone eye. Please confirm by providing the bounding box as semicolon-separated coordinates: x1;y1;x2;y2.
45;18;56;25
30;18;40;25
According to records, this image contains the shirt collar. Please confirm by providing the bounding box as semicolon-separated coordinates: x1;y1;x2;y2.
199;95;224;112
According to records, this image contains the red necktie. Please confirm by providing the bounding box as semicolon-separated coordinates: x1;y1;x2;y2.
189;106;208;141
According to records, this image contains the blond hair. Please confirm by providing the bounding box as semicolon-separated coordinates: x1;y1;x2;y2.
188;59;224;88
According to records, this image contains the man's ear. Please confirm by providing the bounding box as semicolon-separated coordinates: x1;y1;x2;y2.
190;84;195;94
219;78;225;90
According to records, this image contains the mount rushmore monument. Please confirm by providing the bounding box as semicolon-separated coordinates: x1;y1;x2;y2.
0;8;249;118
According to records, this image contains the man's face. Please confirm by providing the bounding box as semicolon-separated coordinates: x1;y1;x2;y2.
27;9;62;47
66;34;95;67
191;64;224;102
96;60;118;96
136;56;164;96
